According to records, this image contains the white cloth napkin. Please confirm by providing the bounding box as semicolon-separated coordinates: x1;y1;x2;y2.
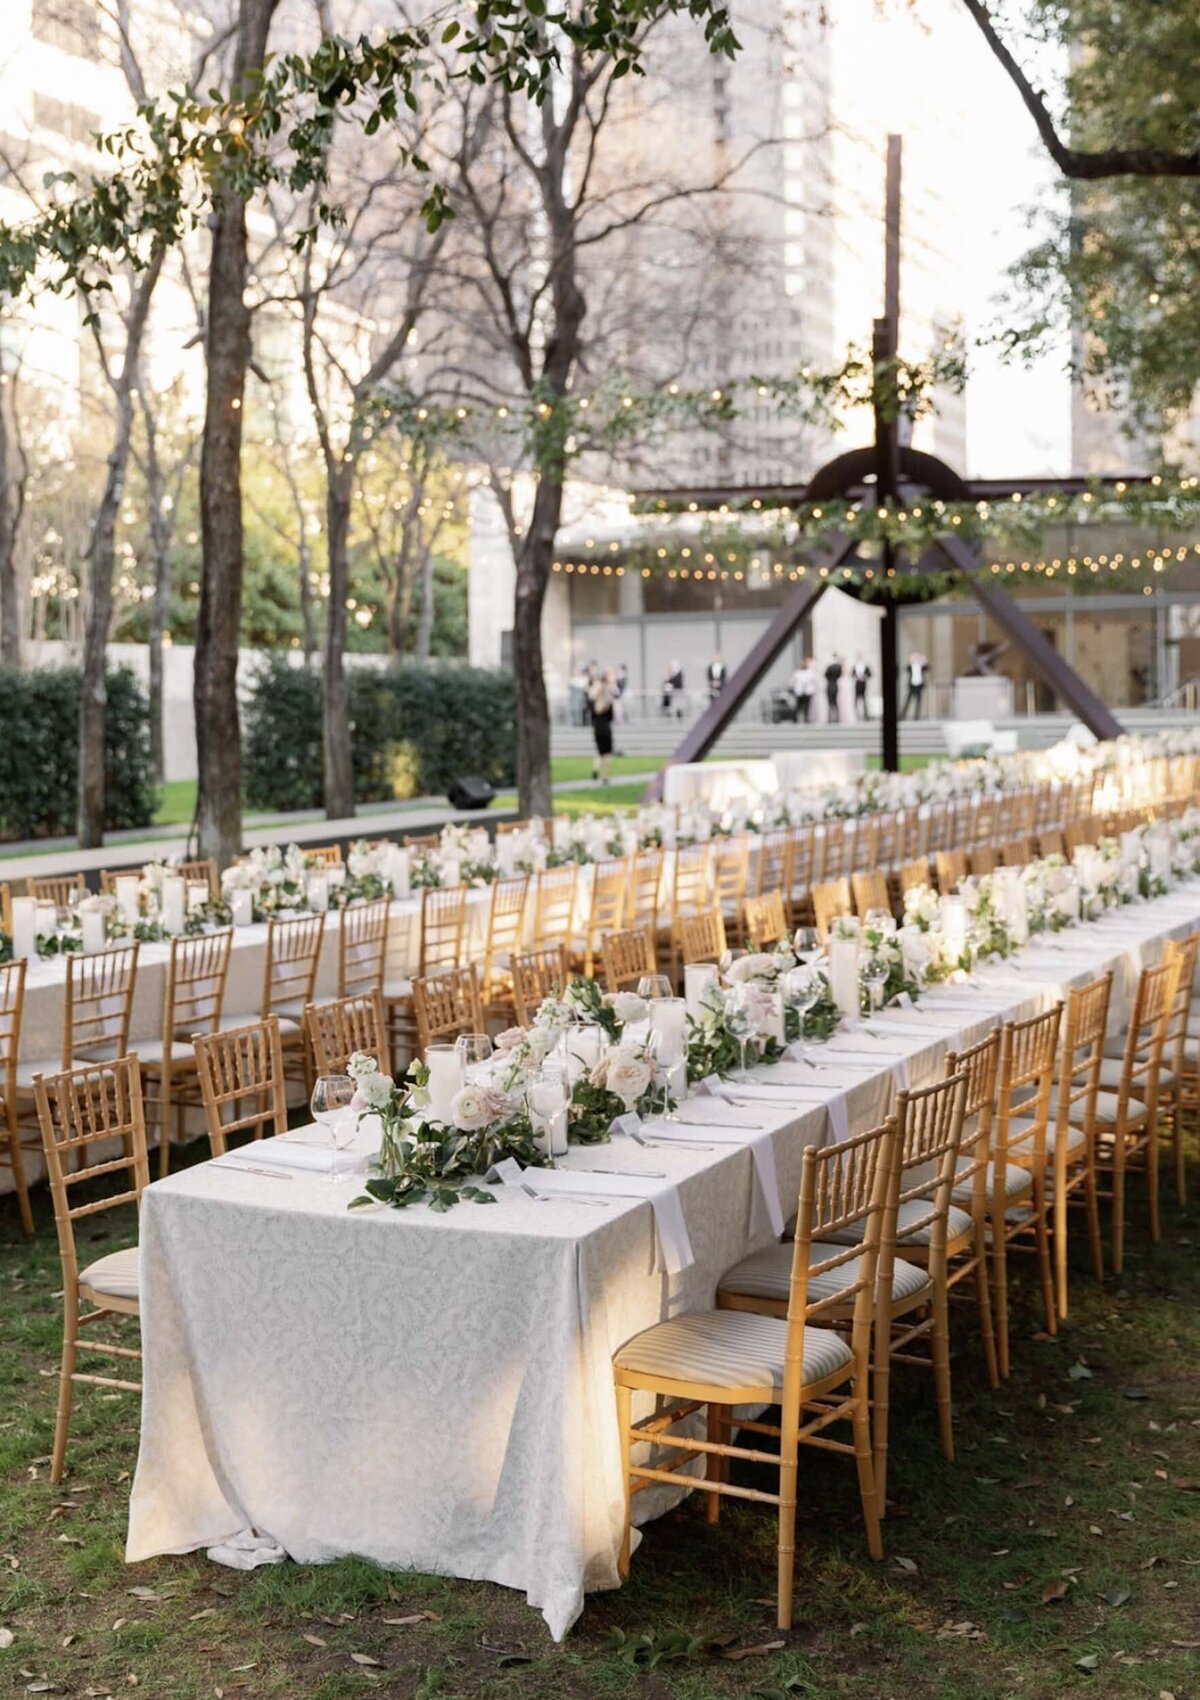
207;1529;286;1570
642;1119;785;1238
510;1165;694;1275
214;1138;366;1177
816;1047;910;1088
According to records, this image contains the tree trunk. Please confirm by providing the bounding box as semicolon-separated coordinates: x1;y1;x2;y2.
298;534;316;663
141;399;172;785
322;463;354;820
194;0;279;867
414;543;435;661
513;475;562;818
0;372;26;668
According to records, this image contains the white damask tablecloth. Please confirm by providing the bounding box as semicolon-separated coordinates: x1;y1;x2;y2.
124;885;1200;1639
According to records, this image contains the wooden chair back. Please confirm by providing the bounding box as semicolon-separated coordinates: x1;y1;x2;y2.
671;843;712;926
403;831;441;853
306;992;389;1077
970;845;998;877
898;858;929;895
852;815;880;872
413;965;485;1051
303;843;344;868
1053;972;1112;1154
788;825;818;913
712;834;751;931
601;925;658;993
627;849;665;933
263;913;325;1016
1163;934;1199;1085
0;881;10;935
481;875;530;1004
532;867;578;951
0;960;28;1228
64;944;140;1069
678;906;727;967
888;1072;969;1287
743;890;788;951
812;878;852;941
1000;837;1031;868
29;874;86;915
583;860;629;975
945;1028;1000;1217
339;897;390;997
496;817;538;836
995;1004;1063;1185
1037;828;1064;859
165;929;233;1043
33;1058;149;1303
1115;956;1181;1124
512;944;570;1027
193;1017;289;1158
754;829;793;906
935;849;967;895
785;1120;896;1357
851;869;891;922
820;819;849;881
420;885;469;974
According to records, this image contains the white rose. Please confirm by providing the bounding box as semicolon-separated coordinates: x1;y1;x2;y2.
607;991;648;1025
605;1048;654;1110
494;1026;527;1052
450;1085;491;1131
724;953;778;984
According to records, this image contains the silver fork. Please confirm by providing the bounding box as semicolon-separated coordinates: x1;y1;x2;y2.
520;1181;610;1207
629;1129;714;1151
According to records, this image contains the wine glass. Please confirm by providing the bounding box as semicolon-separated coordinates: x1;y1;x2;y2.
637;974;673;1001
310;1073;355;1182
792;927;819;963
528;1061;570;1157
727;985;758;1078
782;964;821;1063
865;907;895;937
456;1032;493;1080
862;955;890;1016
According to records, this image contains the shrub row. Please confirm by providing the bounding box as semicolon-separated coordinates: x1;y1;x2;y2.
242;658;517;812
0;666;156;842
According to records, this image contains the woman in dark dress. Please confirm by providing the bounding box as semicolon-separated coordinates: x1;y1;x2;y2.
588;669;616;782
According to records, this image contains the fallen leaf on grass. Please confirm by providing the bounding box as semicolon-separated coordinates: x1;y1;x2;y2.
126;1589;159;1602
721;1640;786;1661
1075;1653;1100;1672
1120;1387;1149;1401
1068;1362;1093;1381
350;1654;382;1667
1169;1477;1200;1491
892;1556;919;1573
0;1628;13;1648
1101;1589;1131;1608
1042;1580;1071;1603
302;1635;326;1648
188;1610;216;1622
382;1613;440;1626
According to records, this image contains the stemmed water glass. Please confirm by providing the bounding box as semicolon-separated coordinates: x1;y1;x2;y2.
727;986;758;1079
456;1032;493;1080
862;955;890;1016
782;964;821;1063
637;974;673;1001
792;927;820;963
310;1073;355;1182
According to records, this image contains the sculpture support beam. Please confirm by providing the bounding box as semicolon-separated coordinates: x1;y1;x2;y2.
940;536;1125;741
643;534;853;801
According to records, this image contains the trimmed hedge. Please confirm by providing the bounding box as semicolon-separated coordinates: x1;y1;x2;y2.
243;658;518;812
0;666;156;841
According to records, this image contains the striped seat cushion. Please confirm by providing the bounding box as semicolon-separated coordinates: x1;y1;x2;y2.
1090;1090;1148;1126
614;1310;851;1392
829;1198;973;1247
79;1246;139;1303
720;1241;928;1308
953;1160;1032;1206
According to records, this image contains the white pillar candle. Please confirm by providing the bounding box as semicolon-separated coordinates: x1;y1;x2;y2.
620;825;639;856
306;871;329;913
390;847;411;899
115;876;140;924
940;896;968;964
326;863;347;890
495;835;515;875
440;856;462;889
1000;869;1029;945
1149;835;1173;884
563;1023;603;1077
36;902;57;938
552;816;570;851
828;937;861;1019
230;889;254;928
11;897;35;960
649;997;688;1065
528;1082;570;1158
161;876;186;935
80;904;106;954
187;880;209;915
1057;877;1081;922
684;963;720;1020
425;1044;463;1125
661;816;676;848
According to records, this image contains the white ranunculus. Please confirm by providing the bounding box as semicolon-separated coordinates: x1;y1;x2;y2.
494;1026;527;1052
450;1085;491;1131
724;952;779;984
604;1047;655;1110
607;991;648;1025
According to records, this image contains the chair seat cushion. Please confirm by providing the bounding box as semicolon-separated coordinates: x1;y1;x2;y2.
79;1245;139;1303
830;1197;974;1247
720;1241;927;1308
15;1046;121;1090
613;1310;852;1392
121;1037;200;1068
221;1011;302;1039
952;1160;1031;1206
382;979;413;1003
1089;1090;1148;1126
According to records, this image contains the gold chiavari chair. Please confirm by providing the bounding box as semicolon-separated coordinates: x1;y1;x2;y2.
627;848;665;938
1000;837;1031;868
15;948;141;1159
496;817;537;836
601;925;658;993
678;906;727;967
975;797;999;846
339;897;390;998
28;873;87;914
139;930;233;1178
942;1030;1002;1390
1038;827;1064;859
306;991;389;1078
669;843;713;981
986;1005;1063;1377
0;880;11;935
935;849;967;895
898;858;930;896
0;959;32;1235
876;810;901;870
713;834;751;947
193;1017;288;1159
414;965;485;1051
753;828;794;919
384;886;468;1067
403;831;441;854
228;913;325;1088
1094;956;1179;1273
33;1057;147;1483
580;859;628;978
812;878;852;942
512;944;570;1027
854;815;881;873
821;818;850;881
303;843;344;868
1163;936;1200;1205
788;824;819;927
1044;973;1112;1317
969;845;998;877
619;1121;892;1629
533;866;579;954
743;890;788;951
479;875;530;1022
852;869;892;922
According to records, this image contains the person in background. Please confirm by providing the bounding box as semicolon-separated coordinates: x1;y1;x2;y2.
902;650;929;719
824;654;843;722
587;668;617;782
790;655;816;723
613;661;629;727
852;652;872;720
706;653;727;702
661;660;684;718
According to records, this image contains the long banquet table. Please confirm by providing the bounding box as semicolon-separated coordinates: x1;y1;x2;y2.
124;883;1200;1639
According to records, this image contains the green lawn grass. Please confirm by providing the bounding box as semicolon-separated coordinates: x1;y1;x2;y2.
2;1147;1197;1700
